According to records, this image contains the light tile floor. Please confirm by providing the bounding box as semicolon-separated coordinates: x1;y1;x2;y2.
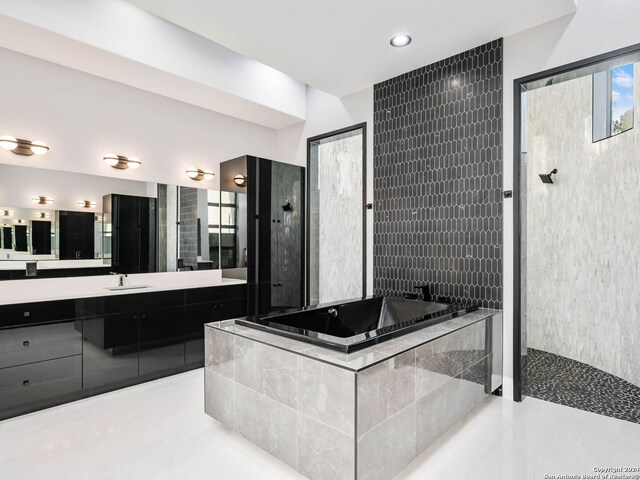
1;369;638;480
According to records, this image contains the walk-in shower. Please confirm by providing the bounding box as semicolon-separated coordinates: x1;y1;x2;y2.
515;47;640;423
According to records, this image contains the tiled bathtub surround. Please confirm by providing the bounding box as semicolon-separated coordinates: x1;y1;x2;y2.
204;310;502;480
373;40;503;309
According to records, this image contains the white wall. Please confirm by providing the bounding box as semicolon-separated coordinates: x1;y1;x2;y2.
502;0;640;399
0;47;278;191
277;86;375;295
0;163;150;212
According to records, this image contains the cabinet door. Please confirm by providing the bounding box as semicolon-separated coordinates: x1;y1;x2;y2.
82;312;139;390
58;211;76;260
14;224;28;252
139;306;185;376
138;197;157;273
113;195;140;273
0;355;81;419
185;302;218;365
31;220;52;255
218;298;247;321
74;211;96;259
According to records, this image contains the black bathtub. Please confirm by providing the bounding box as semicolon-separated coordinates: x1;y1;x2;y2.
235;296;478;353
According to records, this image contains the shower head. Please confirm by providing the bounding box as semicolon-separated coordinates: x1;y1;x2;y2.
539;169;558;184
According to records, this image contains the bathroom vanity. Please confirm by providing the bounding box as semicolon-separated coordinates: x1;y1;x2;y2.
204;301;502;480
0;271;246;420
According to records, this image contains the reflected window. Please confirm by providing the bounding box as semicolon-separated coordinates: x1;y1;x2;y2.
208;191;239;268
593;63;634;142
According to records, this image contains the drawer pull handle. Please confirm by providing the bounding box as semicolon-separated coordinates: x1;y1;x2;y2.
23;311;30;317
23;340;30;347
23;380;30;387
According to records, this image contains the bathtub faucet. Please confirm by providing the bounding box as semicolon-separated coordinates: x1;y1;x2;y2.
413;284;433;302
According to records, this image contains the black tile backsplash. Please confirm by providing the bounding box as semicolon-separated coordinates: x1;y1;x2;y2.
373;39;503;309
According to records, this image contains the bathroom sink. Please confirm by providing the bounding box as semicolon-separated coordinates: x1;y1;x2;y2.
104;285;152;291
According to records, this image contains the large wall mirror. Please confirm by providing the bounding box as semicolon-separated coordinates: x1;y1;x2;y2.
0;162;226;279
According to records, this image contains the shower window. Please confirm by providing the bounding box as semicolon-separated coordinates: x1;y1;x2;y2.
593;63;634;141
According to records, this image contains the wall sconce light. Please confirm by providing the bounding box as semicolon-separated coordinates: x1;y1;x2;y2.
0;135;49;156
104;153;141;170
35;212;51;219
2;209;13;217
16;218;26;224
234;174;247;187
186;167;214;181
32;196;54;205
78;200;97;208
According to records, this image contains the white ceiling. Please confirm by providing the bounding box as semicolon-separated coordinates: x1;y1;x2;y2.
127;0;577;97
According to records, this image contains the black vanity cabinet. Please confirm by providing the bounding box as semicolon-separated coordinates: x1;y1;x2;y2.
185;284;247;365
59;210;95;260
104;194;157;274
82;295;144;391
0;283;247;420
139;291;186;376
0;300;83;420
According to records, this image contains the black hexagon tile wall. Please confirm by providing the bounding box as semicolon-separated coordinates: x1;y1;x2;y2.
373;39;503;309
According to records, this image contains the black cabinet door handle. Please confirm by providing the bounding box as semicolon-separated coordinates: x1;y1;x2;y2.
219;303;224;308
22;340;30;347
23;380;30;387
23;311;30;317
141;314;147;319
133;314;138;320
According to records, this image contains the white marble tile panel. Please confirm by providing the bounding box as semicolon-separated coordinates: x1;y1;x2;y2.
297;413;354;480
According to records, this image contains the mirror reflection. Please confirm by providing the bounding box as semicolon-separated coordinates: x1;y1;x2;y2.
0;163;225;279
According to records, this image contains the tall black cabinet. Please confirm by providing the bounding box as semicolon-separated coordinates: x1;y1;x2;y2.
103;194;156;273
221;156;304;316
59;211;95;260
31;220;52;255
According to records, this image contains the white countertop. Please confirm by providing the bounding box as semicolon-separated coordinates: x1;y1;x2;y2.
0;259;109;270
0;270;245;305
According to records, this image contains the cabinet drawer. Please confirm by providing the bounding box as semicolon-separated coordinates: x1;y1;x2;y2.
0;321;82;369
0;299;80;328
218;284;247;301
0;355;82;412
218;298;247;320
83;293;152;316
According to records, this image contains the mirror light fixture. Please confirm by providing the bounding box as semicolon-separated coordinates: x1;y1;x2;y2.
32;196;54;205
390;35;412;47
234;174;247;187
2;209;13;217
104;153;141;170
78;200;97;208
186;167;214;181
35;212;51;219
0;135;49;156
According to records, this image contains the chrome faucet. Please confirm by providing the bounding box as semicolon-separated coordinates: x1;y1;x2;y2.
110;272;128;287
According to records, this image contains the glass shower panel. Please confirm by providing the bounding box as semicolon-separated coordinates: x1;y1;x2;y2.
308;127;365;305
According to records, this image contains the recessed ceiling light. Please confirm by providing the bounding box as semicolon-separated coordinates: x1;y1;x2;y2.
390;35;412;48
